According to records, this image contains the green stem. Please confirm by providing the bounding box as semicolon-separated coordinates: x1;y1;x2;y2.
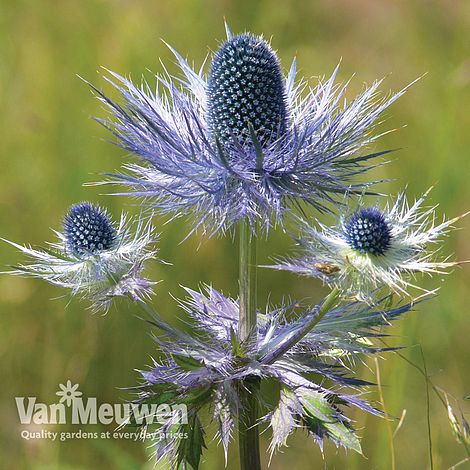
420;347;434;470
260;286;341;365
293;286;341;345
381;340;470;460
374;357;396;470
238;219;257;343
237;218;261;470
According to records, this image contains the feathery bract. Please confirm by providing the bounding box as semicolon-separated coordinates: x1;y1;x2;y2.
3;203;159;311
269;190;466;300
90;26;412;236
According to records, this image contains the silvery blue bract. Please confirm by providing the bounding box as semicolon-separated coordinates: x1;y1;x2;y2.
91;26;412;236
269;190;466;301
4;203;158;311
133;286;413;466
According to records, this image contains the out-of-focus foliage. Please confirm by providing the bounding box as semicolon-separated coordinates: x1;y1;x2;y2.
0;1;469;469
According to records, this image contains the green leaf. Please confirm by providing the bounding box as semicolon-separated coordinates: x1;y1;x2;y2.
269;387;298;454
180;386;213;408
172;354;204;371
177;413;206;470
141;390;178;405
299;389;362;454
230;326;246;358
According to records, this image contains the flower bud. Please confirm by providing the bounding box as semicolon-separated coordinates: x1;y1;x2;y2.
64;202;117;257
344;208;392;256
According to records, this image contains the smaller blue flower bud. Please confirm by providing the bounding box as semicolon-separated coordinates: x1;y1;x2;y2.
207;34;287;146
344;207;392;256
64;202;117;257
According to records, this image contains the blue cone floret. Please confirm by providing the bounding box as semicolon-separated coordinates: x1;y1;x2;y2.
3;203;159;311
90;24;414;236
132;286;413;467
64;202;117;256
207;34;287;146
344;207;391;256
268;190;466;301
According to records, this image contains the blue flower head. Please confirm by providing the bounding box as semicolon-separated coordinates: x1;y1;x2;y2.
3;202;159;311
269;190;466;301
344;207;392;256
90;25;413;236
64;202;117;256
207;34;287;146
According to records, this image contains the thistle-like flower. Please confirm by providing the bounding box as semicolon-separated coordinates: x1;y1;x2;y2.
3;202;158;311
90;25;411;236
131;286;413;467
270;190;466;300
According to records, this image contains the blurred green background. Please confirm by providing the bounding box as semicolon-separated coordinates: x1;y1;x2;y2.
1;0;469;469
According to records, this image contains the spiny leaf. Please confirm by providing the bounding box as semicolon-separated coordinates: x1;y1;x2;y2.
181;386;213;407
177;413;206;470
269;388;299;457
172;354;204;371
213;386;234;464
139;390;178;406
299;389;362;454
230;326;246;358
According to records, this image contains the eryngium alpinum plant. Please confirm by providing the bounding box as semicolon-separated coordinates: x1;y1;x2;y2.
3;23;467;470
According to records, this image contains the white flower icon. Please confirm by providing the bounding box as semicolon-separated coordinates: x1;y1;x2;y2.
56;380;82;406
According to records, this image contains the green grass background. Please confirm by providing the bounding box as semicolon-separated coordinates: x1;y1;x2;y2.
1;0;469;468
